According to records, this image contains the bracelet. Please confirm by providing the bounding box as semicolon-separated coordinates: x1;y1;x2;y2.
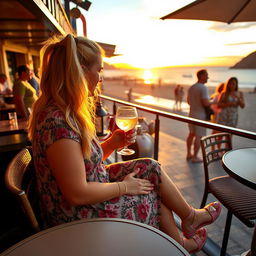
123;182;127;194
117;182;121;197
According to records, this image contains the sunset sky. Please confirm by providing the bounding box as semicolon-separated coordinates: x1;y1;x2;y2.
76;0;256;69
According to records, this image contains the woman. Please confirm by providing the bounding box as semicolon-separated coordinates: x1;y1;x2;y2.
28;34;221;254
217;77;245;128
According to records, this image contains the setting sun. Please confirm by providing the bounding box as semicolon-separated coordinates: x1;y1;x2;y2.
143;70;154;84
84;0;256;69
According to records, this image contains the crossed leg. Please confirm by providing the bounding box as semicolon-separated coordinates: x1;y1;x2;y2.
159;168;220;252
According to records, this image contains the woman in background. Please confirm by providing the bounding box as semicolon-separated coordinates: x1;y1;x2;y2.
217;77;245;128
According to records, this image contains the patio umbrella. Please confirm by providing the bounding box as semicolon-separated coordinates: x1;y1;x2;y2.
160;0;256;24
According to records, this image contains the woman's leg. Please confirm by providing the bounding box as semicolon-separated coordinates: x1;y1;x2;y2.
160;168;220;231
160;170;191;220
160;203;181;242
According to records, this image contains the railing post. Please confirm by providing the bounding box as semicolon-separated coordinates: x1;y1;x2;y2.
112;102;117;162
113;102;116;115
154;114;160;160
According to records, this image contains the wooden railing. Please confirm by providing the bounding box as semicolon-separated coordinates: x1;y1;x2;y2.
26;0;74;35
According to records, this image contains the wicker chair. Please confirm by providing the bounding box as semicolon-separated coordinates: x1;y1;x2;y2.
5;147;41;233
200;133;256;256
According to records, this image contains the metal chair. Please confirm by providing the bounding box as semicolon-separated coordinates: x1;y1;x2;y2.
5;147;41;233
200;132;256;256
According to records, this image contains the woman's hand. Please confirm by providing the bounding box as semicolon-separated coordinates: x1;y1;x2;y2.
110;128;137;150
100;128;136;160
122;169;154;195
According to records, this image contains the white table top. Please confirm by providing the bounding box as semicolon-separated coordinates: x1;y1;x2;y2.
0;218;189;256
222;147;256;190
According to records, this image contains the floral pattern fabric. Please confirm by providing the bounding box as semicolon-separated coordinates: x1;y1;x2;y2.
33;104;161;229
217;95;238;127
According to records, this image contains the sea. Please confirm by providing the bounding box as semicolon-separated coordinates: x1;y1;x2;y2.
104;66;256;89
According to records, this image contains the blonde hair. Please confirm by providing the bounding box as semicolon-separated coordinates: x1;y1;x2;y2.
28;34;104;158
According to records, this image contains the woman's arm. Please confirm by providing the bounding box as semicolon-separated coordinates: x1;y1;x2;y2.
47;139;121;206
47;138;151;206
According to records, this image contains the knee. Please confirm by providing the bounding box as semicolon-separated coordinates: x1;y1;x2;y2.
136;157;160;167
135;158;162;177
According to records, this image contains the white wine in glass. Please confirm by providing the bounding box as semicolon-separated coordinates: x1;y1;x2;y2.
115;106;138;155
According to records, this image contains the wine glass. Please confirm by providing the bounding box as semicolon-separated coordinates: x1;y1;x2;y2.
115;106;138;155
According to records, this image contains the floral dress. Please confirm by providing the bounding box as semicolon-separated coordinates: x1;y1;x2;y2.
33;104;161;229
217;95;239;127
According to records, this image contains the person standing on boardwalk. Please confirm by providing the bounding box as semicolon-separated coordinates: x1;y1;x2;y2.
127;87;132;102
173;84;180;111
186;69;211;163
178;86;185;111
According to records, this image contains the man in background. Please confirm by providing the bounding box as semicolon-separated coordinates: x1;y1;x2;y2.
13;65;38;119
186;69;211;163
28;70;40;96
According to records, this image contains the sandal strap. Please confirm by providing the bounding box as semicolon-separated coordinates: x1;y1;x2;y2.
204;202;220;221
192;232;203;246
189;228;207;253
183;206;195;223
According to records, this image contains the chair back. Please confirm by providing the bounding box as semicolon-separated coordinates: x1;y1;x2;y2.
200;133;232;180
5;147;41;232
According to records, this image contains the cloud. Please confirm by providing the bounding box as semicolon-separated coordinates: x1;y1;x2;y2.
209;22;256;32
225;41;256;46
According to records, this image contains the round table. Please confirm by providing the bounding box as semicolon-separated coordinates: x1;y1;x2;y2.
0;218;189;256
222;148;256;256
222;148;256;190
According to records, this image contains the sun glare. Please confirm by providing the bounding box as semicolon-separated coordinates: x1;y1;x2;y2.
143;70;153;84
85;0;256;68
136;95;155;104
